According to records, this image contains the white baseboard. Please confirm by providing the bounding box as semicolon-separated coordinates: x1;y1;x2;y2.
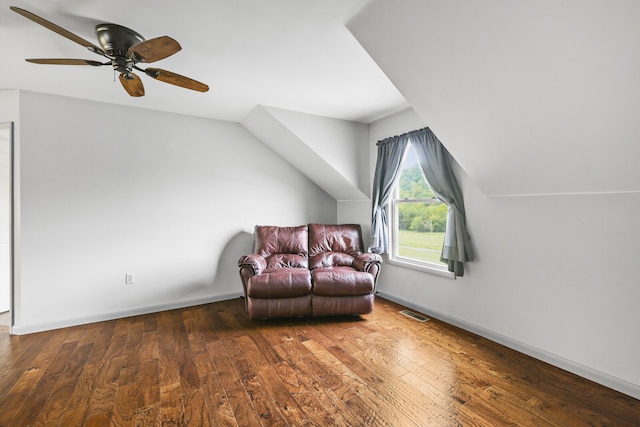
10;292;243;335
376;291;640;400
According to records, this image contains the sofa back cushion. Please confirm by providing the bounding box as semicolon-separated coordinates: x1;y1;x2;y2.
308;223;364;269
254;225;309;269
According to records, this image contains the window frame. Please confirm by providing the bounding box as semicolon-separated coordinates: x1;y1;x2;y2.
387;150;456;279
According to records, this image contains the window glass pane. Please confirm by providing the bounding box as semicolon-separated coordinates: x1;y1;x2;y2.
399;152;434;199
397;202;447;265
393;145;447;266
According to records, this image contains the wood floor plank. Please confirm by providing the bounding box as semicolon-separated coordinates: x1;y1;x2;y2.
0;332;52;372
348;345;411;385
302;338;371;400
301;346;355;401
192;349;216;377
365;373;443;426
111;365;141;426
343;394;404;426
235;357;288;426
207;340;243;391
235;334;308;425
326;344;385;387
159;382;184;426
208;340;264;424
7;327;70;374
461;385;554;427
177;348;202;395
122;318;144;369
0;366;45;426
82;320;117;365
140;329;159;362
135;403;161;426
183;308;211;355
82;354;125;426
58;361;101;426
79;328;128;425
400;369;482;426
182;388;213;427
225;386;265;427
313;318;369;355
200;371;239;427
138;359;160;409
0;368;25;407
33;342;94;426
9;340;79;426
0;297;638;426
273;341;326;393
274;359;367;426
320;385;370;426
157;312;181;390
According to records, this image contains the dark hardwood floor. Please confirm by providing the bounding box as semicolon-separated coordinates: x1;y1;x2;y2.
0;297;638;426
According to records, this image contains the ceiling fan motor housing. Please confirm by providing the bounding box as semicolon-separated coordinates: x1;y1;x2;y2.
95;23;145;75
95;23;145;56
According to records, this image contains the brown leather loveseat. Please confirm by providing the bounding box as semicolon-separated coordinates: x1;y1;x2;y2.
238;223;382;319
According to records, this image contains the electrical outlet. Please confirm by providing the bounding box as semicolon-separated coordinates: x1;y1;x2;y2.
125;273;135;284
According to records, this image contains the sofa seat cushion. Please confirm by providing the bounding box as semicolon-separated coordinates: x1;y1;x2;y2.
247;295;312;319
247;269;311;298
311;267;374;296
312;294;374;316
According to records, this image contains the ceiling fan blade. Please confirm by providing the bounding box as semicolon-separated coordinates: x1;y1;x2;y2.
119;73;145;97
10;6;105;55
26;58;106;66
144;68;209;92
128;36;181;63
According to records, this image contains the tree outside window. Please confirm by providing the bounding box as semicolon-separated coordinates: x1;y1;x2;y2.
391;144;447;266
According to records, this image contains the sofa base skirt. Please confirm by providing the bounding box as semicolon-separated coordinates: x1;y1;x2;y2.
247;295;312;320
312;294;374;317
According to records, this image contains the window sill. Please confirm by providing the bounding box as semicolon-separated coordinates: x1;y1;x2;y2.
386;256;456;279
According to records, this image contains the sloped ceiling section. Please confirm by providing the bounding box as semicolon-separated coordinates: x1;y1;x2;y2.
0;0;408;123
242;106;370;201
348;0;640;196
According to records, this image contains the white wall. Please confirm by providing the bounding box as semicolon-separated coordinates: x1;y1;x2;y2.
243;106;369;201
0;90;19;121
337;199;371;246
261;106;370;197
14;91;336;333
371;109;640;399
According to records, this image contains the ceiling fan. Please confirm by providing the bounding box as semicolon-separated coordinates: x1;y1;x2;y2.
10;6;209;97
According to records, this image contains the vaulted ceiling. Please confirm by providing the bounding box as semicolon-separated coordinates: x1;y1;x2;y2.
349;0;640;196
1;0;407;123
4;0;639;199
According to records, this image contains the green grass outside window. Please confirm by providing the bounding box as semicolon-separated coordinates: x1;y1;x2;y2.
397;230;446;265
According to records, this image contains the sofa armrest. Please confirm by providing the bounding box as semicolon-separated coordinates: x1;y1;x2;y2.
353;252;383;273
238;254;267;276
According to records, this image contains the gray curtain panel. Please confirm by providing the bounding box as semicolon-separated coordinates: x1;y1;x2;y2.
370;133;409;254
411;128;474;276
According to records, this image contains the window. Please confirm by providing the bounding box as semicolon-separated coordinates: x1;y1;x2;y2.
372;127;471;277
389;143;452;275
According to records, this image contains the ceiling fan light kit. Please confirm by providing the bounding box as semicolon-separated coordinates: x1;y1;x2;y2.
10;6;209;97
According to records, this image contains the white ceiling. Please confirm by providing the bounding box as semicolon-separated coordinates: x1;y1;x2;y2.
0;0;408;123
350;0;640;196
